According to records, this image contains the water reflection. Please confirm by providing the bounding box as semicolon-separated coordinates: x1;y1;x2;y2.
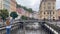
11;22;48;34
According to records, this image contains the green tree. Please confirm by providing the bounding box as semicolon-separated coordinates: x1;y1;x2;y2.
16;4;22;8
10;12;18;19
0;9;9;24
22;6;27;10
16;3;33;13
27;8;33;13
21;16;27;20
10;12;18;24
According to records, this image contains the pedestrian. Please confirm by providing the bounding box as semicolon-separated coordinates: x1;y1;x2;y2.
6;18;11;34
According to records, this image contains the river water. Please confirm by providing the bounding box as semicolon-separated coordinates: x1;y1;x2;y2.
11;22;49;34
11;29;49;34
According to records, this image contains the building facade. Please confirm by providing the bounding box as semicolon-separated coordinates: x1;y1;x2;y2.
10;0;16;12
0;0;16;13
17;8;23;19
17;8;32;18
57;9;60;20
0;0;10;11
39;0;58;20
32;12;39;19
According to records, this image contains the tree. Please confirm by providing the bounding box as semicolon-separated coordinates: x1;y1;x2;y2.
22;6;27;10
10;12;18;24
10;12;18;19
21;16;27;20
0;9;9;24
27;8;33;13
16;4;22;8
16;3;33;13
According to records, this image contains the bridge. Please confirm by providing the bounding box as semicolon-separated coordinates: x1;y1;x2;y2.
0;20;60;34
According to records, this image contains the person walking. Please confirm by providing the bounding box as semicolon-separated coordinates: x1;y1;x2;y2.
6;18;11;34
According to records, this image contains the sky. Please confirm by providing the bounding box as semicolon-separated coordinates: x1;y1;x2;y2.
16;0;60;11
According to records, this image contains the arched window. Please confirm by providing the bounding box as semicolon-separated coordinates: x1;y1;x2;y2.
44;12;45;14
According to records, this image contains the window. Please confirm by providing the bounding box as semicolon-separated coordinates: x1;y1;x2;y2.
50;12;51;14
48;6;51;9
47;11;51;15
40;11;42;14
3;4;10;10
44;2;45;5
44;12;45;14
53;17;55;18
53;12;54;14
53;7;54;9
4;0;10;5
47;12;49;14
44;7;45;9
48;2;51;5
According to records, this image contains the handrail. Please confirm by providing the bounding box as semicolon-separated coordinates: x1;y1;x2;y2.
44;24;58;34
0;22;20;30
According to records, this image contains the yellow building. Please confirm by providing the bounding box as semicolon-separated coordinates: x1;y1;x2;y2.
10;0;16;12
39;0;58;20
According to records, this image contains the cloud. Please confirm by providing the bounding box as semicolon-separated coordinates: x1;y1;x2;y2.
16;0;31;6
56;0;60;9
31;0;40;11
16;0;60;11
16;0;40;11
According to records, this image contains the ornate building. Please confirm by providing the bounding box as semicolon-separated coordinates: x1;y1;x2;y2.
39;0;58;20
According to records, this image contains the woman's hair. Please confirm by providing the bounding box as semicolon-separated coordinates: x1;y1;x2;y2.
6;19;10;26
